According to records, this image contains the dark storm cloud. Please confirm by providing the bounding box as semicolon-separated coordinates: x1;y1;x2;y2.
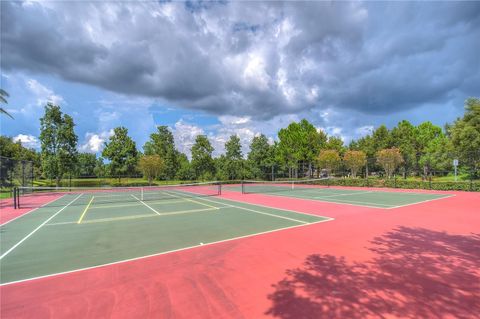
2;1;479;119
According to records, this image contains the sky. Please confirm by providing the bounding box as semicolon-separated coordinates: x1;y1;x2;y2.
1;1;479;158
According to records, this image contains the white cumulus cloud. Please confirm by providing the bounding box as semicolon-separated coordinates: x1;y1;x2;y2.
26;79;65;106
13;134;40;149
80;130;114;153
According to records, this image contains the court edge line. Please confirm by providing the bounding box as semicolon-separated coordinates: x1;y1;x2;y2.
205;194;335;220
314;191;374;198
0;216;334;287
311;196;393;207
0;194;67;227
386;194;456;209
131;194;161;215
86;198;192;210
46;207;221;226
242;191;387;209
245;184;450;196
194;196;319;224
77;196;94;224
0;194;84;261
162;190;220;210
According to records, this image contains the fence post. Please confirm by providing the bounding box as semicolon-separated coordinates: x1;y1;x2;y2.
13;187;17;209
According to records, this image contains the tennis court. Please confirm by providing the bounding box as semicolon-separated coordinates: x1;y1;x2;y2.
233;180;453;209
0;183;331;285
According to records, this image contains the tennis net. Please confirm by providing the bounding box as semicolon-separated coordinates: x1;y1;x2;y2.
241;178;330;194
15;181;222;209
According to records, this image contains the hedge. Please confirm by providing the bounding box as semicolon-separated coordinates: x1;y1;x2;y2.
316;177;480;191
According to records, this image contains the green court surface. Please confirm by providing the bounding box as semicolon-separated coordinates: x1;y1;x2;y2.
231;183;453;208
0;191;330;285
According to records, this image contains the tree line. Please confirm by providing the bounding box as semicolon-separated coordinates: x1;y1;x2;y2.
1;98;479;186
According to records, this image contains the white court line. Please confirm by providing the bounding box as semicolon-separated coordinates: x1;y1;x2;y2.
0;194;67;227
0;194;84;261
246;191;389;209
88;198;191;210
162;191;221;210
192;196;313;224
386;194;456;209
46;207;221;226
0;216;334;286
131;194;161;215
314;191;373;198
195;194;333;220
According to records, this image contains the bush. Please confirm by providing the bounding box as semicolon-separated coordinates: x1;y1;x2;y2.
324;177;480;191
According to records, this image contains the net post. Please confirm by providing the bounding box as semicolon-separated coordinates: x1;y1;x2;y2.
141;187;144;201
218;182;222;195
241;180;245;194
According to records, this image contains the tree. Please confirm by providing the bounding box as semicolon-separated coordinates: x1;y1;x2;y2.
391;120;417;177
451;98;480;175
0;136;42;184
76;153;97;177
102;127;138;180
191;135;215;180
372;125;391;151
317;150;341;176
419;135;453;175
247;134;274;179
325;136;345;155
277;119;326;178
376;148;404;178
0;89;14;119
224;135;243;180
415;122;444;177
343;150;367;178
138;155;164;185
39;103;78;186
94;157;106;177
143;126;178;179
176;153;194;180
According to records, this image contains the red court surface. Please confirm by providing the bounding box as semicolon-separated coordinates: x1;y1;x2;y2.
1;194;62;225
1;189;479;319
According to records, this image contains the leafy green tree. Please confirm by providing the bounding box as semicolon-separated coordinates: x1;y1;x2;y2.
76;153;97;177
0;136;42;184
214;155;229;181
343;150;367;178
39;103;78;186
138;155;164;185
102;127;138;180
176;153;194;180
0;89;13;119
223;135;244;180
277;119;326;177
143;126;178;180
318;150;341;176
415;122;444;176
247;134;274;179
391;120;417;177
451;97;480;175
372;125;391;151
419;135;453;175
191;135;215;180
325;136;345;155
376;148;404;178
94;157;106;177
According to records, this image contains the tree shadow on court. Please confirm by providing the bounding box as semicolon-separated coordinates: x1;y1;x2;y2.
266;226;480;319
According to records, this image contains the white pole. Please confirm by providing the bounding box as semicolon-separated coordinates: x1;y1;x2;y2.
454;166;457;182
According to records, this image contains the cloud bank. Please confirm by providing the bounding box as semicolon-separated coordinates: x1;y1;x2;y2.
3;1;479;120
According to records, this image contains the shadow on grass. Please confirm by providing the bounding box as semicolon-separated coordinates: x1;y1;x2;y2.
266;226;480;319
